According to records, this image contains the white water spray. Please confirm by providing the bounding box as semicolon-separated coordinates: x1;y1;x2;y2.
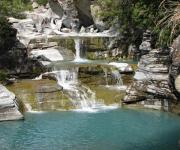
74;38;88;62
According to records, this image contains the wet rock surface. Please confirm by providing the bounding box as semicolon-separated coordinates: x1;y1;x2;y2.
0;84;23;121
7;79;72;111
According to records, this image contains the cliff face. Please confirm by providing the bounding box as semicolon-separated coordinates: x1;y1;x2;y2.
123;48;176;110
49;0;94;28
0;84;23;121
123;36;180;111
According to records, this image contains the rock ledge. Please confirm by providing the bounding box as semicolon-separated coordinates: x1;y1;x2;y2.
0;84;23;121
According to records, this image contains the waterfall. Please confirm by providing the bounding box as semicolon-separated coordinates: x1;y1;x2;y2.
103;68;109;87
54;66;118;112
54;68;102;112
111;70;123;86
55;68;78;90
103;68;124;87
74;38;81;60
74;38;87;62
101;67;126;91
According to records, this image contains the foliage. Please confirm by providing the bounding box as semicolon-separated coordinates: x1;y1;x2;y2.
0;17;17;55
36;0;48;6
0;70;8;81
97;0;180;47
157;1;180;45
0;0;32;18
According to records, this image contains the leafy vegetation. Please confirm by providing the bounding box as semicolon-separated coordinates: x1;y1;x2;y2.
0;17;17;55
0;0;32;18
36;0;48;6
97;0;180;47
0;70;8;81
0;16;18;71
157;1;180;44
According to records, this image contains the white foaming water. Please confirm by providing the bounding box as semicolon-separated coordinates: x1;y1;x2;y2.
74;38;88;62
74;38;81;61
104;85;127;91
101;67;127;92
55;68;78;90
53;30;116;38
33;74;43;80
109;62;133;72
28;31;119;112
111;70;124;86
25;103;46;114
55;69;118;113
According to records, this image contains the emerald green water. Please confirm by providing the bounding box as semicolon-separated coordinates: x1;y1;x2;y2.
0;109;180;150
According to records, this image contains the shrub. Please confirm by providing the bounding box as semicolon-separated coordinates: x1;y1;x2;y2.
0;0;32;18
0;17;17;55
36;0;48;6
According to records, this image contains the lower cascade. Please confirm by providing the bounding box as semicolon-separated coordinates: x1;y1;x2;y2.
54;68;118;112
28;33;128;112
49;38;122;112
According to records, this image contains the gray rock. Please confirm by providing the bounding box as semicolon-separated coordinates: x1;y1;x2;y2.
61;28;71;33
172;35;180;51
32;2;39;9
36;86;62;93
80;26;86;33
49;0;94;28
0;85;23;121
138;30;152;57
169;36;180;98
123;48;176;111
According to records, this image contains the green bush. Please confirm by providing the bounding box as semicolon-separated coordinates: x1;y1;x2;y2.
36;0;48;6
0;0;32;18
0;17;17;55
97;0;179;47
0;70;7;81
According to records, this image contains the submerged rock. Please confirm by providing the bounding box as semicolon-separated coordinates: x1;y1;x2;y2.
0;85;23;121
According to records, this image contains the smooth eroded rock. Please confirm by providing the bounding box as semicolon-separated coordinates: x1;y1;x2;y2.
0;85;23;121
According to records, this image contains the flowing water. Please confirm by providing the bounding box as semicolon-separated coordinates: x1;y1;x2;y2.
0;109;180;150
74;38;87;62
49;36;124;112
54;68;118;113
4;20;180;150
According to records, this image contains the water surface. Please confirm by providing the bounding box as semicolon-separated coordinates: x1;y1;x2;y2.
0;109;180;150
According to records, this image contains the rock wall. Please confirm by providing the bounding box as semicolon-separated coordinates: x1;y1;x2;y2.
169;35;180;99
123;34;180;111
123;48;177;111
0;84;23;121
48;0;94;30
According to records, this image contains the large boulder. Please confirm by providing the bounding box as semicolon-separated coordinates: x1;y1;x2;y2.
49;0;94;29
74;0;94;27
123;48;176;111
0;85;23;121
